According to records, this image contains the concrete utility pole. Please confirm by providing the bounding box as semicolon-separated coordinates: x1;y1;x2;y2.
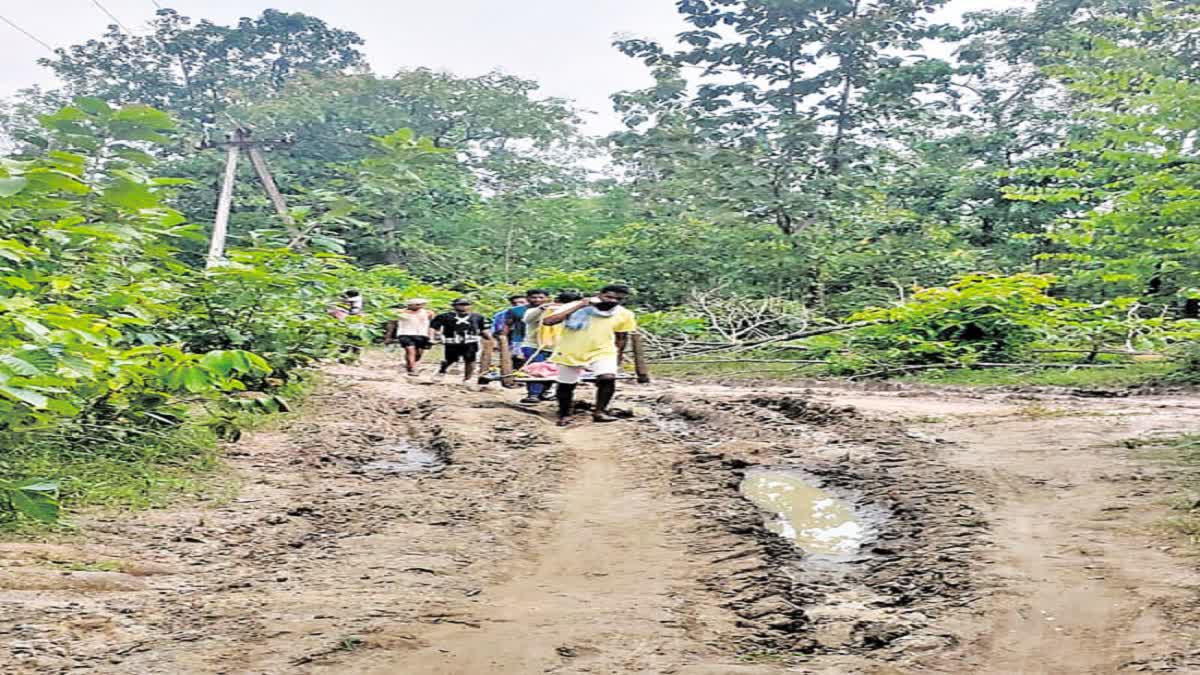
201;127;300;267
209;140;240;267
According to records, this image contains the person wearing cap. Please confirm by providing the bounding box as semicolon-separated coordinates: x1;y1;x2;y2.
430;299;491;382
384;298;435;376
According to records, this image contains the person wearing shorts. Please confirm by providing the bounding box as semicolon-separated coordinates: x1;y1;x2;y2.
384;299;434;376
542;284;637;426
431;299;490;382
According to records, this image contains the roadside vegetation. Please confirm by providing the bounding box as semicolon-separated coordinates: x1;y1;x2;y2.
2;0;1198;526
1126;434;1200;547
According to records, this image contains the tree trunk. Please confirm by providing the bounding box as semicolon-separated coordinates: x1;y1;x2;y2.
827;0;861;175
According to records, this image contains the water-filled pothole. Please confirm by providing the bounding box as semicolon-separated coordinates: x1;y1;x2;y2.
360;441;444;474
740;469;866;556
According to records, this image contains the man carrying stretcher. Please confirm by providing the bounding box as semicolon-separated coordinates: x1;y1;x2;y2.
541;284;637;427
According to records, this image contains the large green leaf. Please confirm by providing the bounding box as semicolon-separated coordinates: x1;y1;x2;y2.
26;169;89;194
0;354;43;377
13;316;51;339
0;177;28;197
2;276;35;291
200;350;234;376
75;96;113;116
182;366;213;393
9;483;60;523
0;385;49;409
101;178;158;210
111;105;175;130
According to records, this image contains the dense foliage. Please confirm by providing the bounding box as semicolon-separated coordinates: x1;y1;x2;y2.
0;100;449;523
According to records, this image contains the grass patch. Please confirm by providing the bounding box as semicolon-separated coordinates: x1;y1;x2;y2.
1127;434;1200;546
650;350;1175;389
0;374;314;530
901;362;1171;388
334;637;366;652
1011;404;1101;420
0;423;226;531
44;559;124;572
737;649;789;664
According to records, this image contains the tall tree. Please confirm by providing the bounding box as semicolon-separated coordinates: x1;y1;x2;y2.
190;70;589;266
612;0;956;235
1008;3;1200;313
887;0;1163;253
41;9;365;125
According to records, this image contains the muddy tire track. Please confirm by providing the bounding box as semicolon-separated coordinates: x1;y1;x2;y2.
642;393;985;665
0;361;572;674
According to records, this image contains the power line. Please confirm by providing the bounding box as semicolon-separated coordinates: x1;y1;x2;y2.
88;0;131;33
151;0;163;9
0;14;55;53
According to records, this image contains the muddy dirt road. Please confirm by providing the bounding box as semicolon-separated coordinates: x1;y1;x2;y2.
3;353;1200;674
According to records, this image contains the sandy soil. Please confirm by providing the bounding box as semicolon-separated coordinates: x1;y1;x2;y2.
3;353;1200;674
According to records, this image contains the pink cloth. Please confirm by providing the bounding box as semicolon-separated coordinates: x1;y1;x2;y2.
523;362;559;378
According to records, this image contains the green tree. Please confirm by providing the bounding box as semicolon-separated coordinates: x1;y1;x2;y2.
232;70;579;165
885;0;1163;257
40;9;365;125
612;0;956;235
1008;4;1200;314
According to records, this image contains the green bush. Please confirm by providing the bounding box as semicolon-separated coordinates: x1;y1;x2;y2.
840;273;1068;366
0;100;455;525
1164;342;1200;384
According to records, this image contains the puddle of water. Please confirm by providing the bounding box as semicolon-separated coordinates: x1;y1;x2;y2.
361;442;443;474
739;469;865;556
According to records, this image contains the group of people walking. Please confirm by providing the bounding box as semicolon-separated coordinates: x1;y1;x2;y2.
383;285;637;426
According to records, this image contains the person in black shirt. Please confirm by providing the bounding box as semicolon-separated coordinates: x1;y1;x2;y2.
430;298;491;382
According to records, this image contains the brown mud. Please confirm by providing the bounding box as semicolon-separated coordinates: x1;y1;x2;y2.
3;353;1200;674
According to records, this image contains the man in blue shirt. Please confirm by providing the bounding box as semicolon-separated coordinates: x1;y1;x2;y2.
490;294;528;370
490;294;527;334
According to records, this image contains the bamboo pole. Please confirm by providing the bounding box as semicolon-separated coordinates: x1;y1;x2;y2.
498;334;515;387
477;338;495;385
632;332;651;384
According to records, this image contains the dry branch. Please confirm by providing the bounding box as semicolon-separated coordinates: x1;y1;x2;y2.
849;361;1132;380
651;358;828;365
644;320;877;360
1028;349;1162;357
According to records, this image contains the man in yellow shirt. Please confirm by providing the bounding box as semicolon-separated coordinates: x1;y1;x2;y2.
542;284;637;426
514;290;582;404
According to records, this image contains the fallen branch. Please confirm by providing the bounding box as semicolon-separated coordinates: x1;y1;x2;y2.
1028;349;1163;357
730;320;879;349
651;359;828;365
662;320;879;357
850;361;1134;380
976;362;1131;369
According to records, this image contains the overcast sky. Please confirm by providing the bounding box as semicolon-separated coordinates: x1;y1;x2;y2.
1;0;1026;134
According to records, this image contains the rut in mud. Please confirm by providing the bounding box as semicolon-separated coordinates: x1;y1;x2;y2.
3;353;1200;674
